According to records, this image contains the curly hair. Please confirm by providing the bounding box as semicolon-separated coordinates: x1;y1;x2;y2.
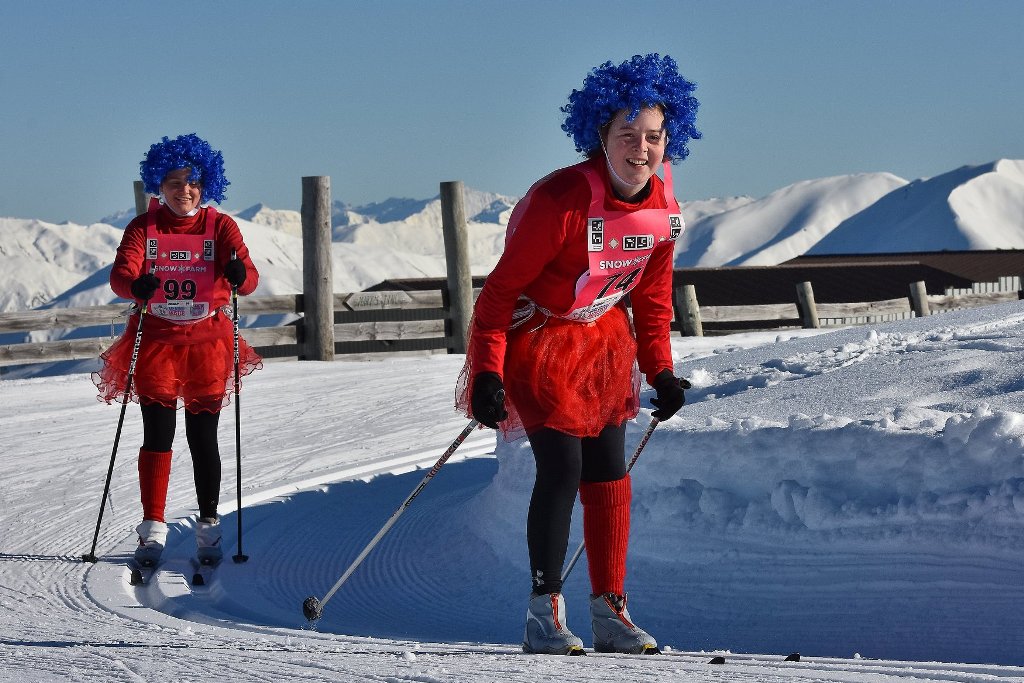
139;133;230;204
561;53;701;163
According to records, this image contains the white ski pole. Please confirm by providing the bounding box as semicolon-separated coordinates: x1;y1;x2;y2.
303;419;480;621
560;417;659;583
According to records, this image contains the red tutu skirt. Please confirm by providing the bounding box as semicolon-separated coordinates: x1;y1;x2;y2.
457;304;640;440
92;312;263;414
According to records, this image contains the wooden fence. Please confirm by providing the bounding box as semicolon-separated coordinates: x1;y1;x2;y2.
2;175;1023;369
672;279;1023;337
3;275;1021;369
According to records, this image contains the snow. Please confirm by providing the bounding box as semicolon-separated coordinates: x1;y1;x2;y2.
4;159;1024;679
673;172;907;267
0;219;124;312
808;161;1024;255
4;302;1024;680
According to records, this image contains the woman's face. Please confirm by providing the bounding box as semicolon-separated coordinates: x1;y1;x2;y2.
160;168;203;215
601;106;667;199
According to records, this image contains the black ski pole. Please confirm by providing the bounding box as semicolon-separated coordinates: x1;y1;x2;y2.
560;417;659;583
230;250;248;564
82;301;149;563
302;419;480;622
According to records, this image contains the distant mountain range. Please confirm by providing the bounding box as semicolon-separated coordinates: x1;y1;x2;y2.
676;159;1024;266
2;159;1022;315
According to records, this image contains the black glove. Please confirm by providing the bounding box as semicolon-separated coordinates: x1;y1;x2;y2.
130;273;161;300
224;259;247;288
650;369;691;420
471;372;508;429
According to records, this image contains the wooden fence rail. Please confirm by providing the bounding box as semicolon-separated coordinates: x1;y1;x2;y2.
3;277;1022;368
0;288;461;367
671;279;1022;336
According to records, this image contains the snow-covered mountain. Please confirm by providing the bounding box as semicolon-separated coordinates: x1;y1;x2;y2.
0;219;124;311
4;160;1024;315
808;159;1024;254
328;190;513;274
674;172;908;267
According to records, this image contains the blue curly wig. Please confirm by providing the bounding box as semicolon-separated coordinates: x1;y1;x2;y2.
139;133;229;204
561;53;701;162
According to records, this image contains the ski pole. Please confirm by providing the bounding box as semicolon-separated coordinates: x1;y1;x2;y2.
230;251;248;564
82;301;149;563
302;419;480;621
560;417;659;583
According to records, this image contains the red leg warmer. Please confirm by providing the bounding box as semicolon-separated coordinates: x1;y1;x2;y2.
138;449;172;522
579;474;631;596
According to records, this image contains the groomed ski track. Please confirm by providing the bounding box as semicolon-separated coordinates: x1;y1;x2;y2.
4;349;1024;681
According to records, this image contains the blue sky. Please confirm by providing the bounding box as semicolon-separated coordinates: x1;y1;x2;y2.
3;0;1022;224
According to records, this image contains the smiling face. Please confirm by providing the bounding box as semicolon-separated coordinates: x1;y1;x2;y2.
601;106;667;199
160;167;203;215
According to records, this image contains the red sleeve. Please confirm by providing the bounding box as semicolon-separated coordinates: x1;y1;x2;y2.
109;216;148;301
629;238;676;385
468;176;587;379
215;213;259;296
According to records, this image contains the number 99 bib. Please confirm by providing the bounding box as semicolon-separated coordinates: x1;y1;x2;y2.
144;206;218;323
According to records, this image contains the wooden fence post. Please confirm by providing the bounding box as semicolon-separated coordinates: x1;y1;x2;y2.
440;181;473;354
300;176;334;361
133;181;151;216
909;280;930;317
795;281;820;329
674;284;703;337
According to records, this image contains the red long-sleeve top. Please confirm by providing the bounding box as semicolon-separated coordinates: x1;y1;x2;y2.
469;157;677;386
111;206;258;343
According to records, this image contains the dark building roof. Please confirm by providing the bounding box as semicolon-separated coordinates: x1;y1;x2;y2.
785;250;1024;284
673;264;973;306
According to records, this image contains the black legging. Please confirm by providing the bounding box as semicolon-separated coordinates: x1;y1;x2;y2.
141;403;222;520
526;423;626;595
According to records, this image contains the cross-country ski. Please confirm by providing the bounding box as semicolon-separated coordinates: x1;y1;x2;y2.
190;557;222;587
126;558;161;587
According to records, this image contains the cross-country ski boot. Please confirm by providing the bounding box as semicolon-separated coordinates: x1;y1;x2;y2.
523;592;586;655
195;517;223;565
590;592;660;654
134;520;168;567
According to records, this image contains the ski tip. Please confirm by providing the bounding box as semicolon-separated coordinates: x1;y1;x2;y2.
302;596;323;621
521;643;587;656
709;655;727;664
785;652;801;662
129;569;145;586
192;573;206;587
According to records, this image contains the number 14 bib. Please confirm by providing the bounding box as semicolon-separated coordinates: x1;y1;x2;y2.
562;163;684;323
